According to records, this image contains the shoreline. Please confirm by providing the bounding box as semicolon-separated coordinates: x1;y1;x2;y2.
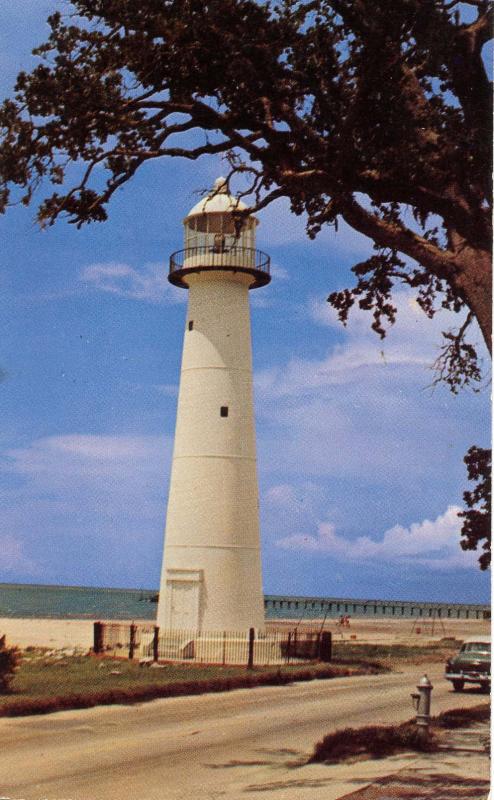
0;616;489;650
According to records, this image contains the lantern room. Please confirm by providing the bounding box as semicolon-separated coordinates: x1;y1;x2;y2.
168;177;271;289
185;176;256;252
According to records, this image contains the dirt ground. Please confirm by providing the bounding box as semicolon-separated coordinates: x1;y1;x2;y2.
266;616;490;645
0;663;488;800
0;615;489;650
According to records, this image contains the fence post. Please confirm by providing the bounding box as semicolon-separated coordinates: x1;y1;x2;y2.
93;621;103;654
319;631;332;662
286;632;292;664
129;623;137;660
247;627;255;669
153;625;160;662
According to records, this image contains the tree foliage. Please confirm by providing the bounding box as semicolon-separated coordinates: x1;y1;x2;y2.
459;446;491;570
0;0;491;386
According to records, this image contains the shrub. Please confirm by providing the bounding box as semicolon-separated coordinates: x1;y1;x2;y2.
309;722;437;763
434;703;490;729
309;703;491;764
0;636;20;694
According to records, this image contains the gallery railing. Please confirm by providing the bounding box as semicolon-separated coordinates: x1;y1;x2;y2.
168;246;271;288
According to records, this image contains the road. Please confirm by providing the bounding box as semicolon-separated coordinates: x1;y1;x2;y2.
0;662;486;800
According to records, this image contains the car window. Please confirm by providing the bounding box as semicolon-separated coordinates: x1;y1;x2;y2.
460;642;491;653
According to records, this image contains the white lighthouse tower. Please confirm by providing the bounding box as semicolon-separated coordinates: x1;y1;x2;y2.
157;178;270;632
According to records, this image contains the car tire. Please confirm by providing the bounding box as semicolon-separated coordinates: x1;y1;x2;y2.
452;680;464;692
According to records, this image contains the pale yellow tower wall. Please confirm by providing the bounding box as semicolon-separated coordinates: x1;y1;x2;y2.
157;271;265;631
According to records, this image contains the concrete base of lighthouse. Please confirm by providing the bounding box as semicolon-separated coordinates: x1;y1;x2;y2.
157;271;265;633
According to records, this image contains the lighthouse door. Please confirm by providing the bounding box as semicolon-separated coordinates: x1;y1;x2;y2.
169;580;200;630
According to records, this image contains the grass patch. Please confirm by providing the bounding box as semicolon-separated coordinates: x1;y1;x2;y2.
0;652;386;717
6;654;248;701
309;702;490;764
332;641;457;667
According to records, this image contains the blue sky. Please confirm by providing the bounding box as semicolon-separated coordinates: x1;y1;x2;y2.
0;3;490;602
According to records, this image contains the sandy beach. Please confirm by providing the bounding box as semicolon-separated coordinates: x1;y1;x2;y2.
267;616;490;644
0;618;100;650
0;616;489;650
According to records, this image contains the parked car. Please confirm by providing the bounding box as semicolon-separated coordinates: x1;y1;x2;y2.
445;636;490;692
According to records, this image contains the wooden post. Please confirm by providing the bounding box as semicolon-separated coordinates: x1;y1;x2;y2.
93;621;103;654
319;631;332;662
153;626;160;662
129;623;137;660
247;627;255;669
286;631;292;664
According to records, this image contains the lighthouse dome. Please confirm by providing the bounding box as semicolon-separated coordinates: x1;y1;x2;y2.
185;177;252;219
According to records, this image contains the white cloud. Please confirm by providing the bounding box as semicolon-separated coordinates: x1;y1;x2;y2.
270;263;290;280
251;292;273;309
0;534;36;575
155;383;179;397
323;291;484;382
2;434;172;516
266;484;299;505
6;433;162;468
0;433;173;580
249;263;288;308
80;262;186;304
277;506;477;570
256;291;439;399
262;482;328;542
308;290;488;385
257;196;372;254
265;482;325;518
254;288;489;483
255;343;426;400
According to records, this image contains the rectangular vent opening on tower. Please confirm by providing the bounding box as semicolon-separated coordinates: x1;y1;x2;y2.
188;320;194;330
220;406;229;417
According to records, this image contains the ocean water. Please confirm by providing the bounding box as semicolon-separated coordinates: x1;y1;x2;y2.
0;583;158;620
0;583;488;622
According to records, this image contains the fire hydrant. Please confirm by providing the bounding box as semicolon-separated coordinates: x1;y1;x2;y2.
411;674;433;736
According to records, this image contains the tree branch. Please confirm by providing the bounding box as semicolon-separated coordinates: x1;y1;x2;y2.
335;195;458;281
430;311;483;393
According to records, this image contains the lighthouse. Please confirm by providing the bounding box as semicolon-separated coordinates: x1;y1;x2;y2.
156;178;271;632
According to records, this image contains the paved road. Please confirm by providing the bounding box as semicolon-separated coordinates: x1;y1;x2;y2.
0;663;486;800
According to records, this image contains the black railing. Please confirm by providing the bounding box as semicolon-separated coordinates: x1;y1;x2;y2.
169;246;271;289
93;621;330;666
